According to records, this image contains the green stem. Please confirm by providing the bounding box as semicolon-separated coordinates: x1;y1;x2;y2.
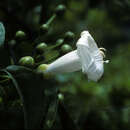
47;39;64;50
46;14;56;26
0;78;10;83
0;75;10;79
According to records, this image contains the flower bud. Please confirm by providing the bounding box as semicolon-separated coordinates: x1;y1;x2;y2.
64;31;75;41
61;44;72;53
56;38;64;45
15;30;26;40
36;42;47;54
36;64;52;79
55;4;66;17
58;93;64;101
40;24;49;34
19;56;34;67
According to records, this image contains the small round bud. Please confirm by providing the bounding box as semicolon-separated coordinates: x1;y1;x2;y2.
61;44;72;53
40;24;49;34
15;30;26;40
19;56;34;67
56;38;64;45
55;4;66;16
36;42;47;54
64;31;75;41
36;64;51;79
58;93;64;101
8;40;16;47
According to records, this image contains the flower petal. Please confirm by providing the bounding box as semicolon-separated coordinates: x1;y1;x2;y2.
45;50;81;74
76;31;104;81
78;31;103;62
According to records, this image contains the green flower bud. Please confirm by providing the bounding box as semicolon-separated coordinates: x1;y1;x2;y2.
56;38;64;45
55;4;66;17
40;24;49;34
64;31;75;41
15;30;26;40
19;56;34;67
36;64;51;79
58;93;64;101
61;44;72;53
36;42;47;54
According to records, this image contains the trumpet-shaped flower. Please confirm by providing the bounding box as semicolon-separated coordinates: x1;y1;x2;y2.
45;31;109;81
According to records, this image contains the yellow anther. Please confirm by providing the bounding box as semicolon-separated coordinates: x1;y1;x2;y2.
99;47;106;52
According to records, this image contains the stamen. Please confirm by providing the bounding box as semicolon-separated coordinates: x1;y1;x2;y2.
100;51;106;58
99;47;106;52
104;60;109;63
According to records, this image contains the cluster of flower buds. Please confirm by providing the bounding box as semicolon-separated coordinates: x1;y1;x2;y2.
14;4;109;82
17;4;67;68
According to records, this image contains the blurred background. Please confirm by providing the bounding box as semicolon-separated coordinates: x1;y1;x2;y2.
0;0;130;129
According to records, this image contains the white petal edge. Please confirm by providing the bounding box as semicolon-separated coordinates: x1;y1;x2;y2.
77;31;103;62
76;31;104;81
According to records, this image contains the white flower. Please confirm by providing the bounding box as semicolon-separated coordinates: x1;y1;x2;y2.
45;31;109;81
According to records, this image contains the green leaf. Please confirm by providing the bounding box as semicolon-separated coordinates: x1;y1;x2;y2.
0;22;9;68
6;65;32;75
3;65;46;129
0;22;5;48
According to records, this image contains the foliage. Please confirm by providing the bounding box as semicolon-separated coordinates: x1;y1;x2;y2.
0;0;130;129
